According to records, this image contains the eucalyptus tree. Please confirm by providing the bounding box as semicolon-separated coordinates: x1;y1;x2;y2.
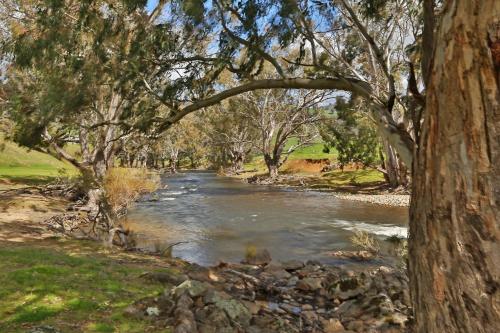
320;96;381;172
237;88;325;178
204;101;258;172
1;0;223;223
149;1;500;331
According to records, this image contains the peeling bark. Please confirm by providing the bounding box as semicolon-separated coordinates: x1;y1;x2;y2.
409;1;500;332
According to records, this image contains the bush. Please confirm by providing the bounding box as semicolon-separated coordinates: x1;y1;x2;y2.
104;168;159;216
350;230;380;254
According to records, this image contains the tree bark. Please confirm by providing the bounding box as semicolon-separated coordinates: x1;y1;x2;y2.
409;1;500;332
264;153;280;179
383;141;404;188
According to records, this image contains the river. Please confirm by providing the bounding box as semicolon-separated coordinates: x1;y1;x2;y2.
123;171;408;266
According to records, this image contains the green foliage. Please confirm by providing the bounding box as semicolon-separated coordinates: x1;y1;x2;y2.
321;97;380;168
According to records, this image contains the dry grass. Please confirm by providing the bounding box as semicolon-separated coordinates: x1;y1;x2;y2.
104;168;160;215
282;159;328;174
350;230;380;254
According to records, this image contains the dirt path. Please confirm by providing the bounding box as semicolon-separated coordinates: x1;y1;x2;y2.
0;190;69;242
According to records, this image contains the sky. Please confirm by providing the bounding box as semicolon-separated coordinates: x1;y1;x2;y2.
146;0;159;13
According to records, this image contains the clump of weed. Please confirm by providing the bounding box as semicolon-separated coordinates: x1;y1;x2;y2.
350;230;380;254
104;168;159;217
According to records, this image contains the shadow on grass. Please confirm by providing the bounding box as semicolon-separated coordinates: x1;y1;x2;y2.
0;174;59;186
0;242;172;332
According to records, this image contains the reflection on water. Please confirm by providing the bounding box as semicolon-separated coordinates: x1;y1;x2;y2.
123;171;408;266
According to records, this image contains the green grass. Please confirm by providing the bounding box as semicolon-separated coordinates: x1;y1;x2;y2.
244;139;336;171
318;169;385;186
0;135;78;184
284;138;337;160
0;241;174;333
240;138;385;189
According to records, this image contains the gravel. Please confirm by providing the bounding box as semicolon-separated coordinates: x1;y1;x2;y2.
332;193;410;207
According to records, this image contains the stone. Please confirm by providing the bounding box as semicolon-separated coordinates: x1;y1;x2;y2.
264;264;291;280
347;320;364;332
280;303;301;315
146;306;160;316
242;300;261;315
301;304;313;311
296;277;322;291
214;299;252;326
301;310;319;324
172;280;210;298
386;312;408;327
287;276;299;286
334;299;362;319
123;304;143;319
28;326;61;333
203;289;231;305
198;324;217;333
142;271;188;285
244;249;272;265
281;260;304;271
322;318;345;333
176;293;194;309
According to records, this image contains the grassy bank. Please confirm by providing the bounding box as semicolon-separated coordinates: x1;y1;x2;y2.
239;141;386;191
0;239;175;333
0;136;78;186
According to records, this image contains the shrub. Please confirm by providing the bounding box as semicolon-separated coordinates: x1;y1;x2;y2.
104;168;159;216
385;235;408;268
350;230;380;254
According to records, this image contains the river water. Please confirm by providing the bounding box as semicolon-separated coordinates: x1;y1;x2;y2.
124;171;408;266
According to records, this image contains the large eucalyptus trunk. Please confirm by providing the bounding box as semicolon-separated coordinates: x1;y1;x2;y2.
408;1;500;332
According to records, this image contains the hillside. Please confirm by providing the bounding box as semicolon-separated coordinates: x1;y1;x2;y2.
0;135;78;185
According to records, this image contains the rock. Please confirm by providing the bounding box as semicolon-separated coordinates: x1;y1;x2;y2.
386;312;408;327
296;277;322;291
279;303;301;315
214;299;252;326
242;300;261;315
198;324;217;333
142;271;188;285
203;289;231;305
146;306;160;316
176;293;194;308
287;276;299;286
322;318;345;333
301;304;313;311
188;266;224;283
244;249;272;265
28;326;61;333
172;280;210;298
123;304;143;319
328;250;376;261
334;299;362;319
346;319;364;332
264;264;291;280
281;260;304;271
301;310;319;324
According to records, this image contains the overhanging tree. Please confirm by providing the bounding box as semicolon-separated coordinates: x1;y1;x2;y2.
148;1;500;331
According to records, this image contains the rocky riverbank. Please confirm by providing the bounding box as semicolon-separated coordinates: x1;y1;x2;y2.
2;185;411;333
331;193;409;207
242;174;410;208
128;255;411;333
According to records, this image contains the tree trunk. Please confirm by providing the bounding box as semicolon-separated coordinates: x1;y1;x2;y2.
409;1;499;332
232;151;245;172
383;141;407;188
264;154;279;179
